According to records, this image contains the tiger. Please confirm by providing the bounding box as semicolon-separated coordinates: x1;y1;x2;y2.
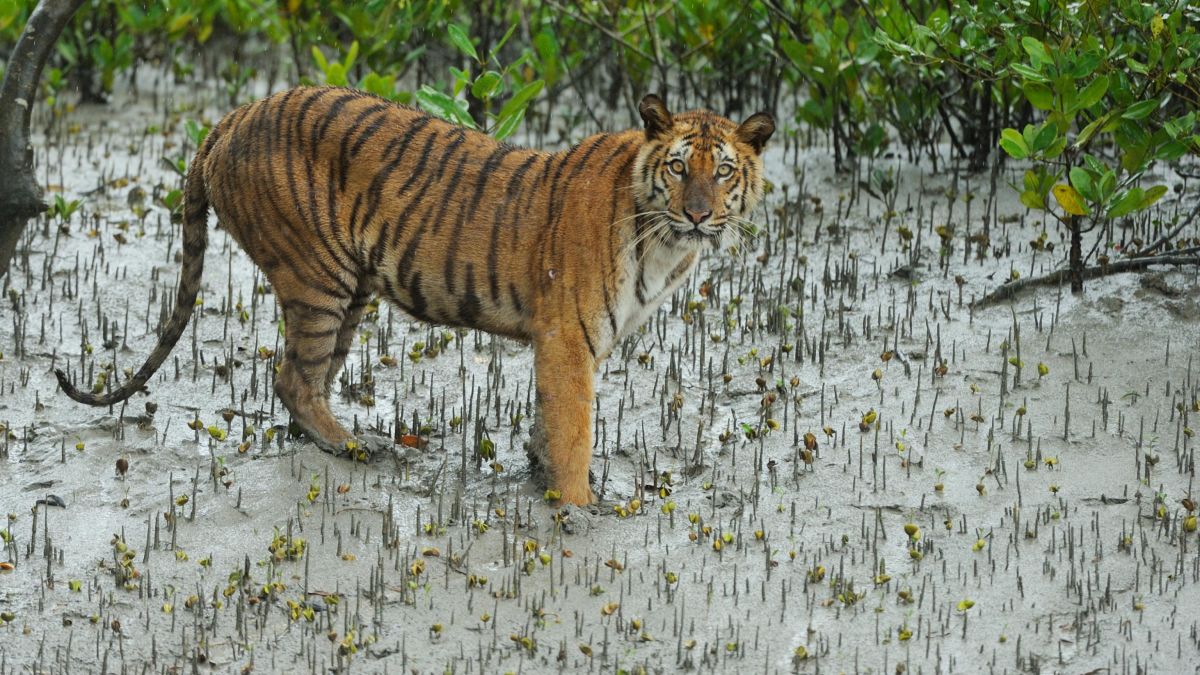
55;86;774;506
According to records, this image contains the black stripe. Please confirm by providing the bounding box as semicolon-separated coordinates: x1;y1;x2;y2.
393;132;472;279
577;307;597;360
293;352;334;368
603;149;638;334
311;92;360;159
294;327;339;339
535;145;586;284
593;140;630;173
252;102;355;299
324;158;358;264
339;104;392;191
367;129;446;271
347;105;394;156
409;272;428;321
272;88;301;146
665;254;694;287
346;193;363;254
300;113;356;275
633;210;649;304
283;299;345;321
549;136;608;225
356;117;436;256
458;263;481;325
445;144;516;294
285;89;356;280
488;154;539;301
508;283;525;315
508;155;553;256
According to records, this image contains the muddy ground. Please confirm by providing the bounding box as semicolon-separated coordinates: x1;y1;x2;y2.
2;69;1200;674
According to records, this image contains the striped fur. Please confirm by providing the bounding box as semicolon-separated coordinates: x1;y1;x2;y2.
55;87;773;505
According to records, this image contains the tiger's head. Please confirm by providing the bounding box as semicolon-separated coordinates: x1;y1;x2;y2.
632;94;774;245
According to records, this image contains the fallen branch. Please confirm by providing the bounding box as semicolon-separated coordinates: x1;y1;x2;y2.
1134;199;1200;258
972;254;1200;308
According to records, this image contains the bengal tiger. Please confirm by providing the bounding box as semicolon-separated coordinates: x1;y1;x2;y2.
55;86;774;505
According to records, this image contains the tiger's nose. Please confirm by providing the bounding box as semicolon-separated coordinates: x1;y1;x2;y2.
684;208;712;225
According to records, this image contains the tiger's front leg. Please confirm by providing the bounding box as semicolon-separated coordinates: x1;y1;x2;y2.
533;329;597;506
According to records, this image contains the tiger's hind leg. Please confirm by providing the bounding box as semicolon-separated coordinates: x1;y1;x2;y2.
273;283;359;456
323;283;374;396
320;282;395;454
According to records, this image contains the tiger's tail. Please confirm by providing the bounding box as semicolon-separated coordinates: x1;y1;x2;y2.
55;126;216;407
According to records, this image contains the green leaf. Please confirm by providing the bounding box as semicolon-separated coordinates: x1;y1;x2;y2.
1074;112;1114;149
1023;82;1054;110
1032;123;1058;153
497;79;544;122
1021;36;1050;67
1020;190;1046;210
311;46;328;73
471;71;503;101
1070;51;1102;79
1023;170;1039;192
999;128;1029;159
326;63;347;87
1139;185;1168;210
416;86;476;129
1069;167;1094;203
1010;62;1047;82
1098;171;1116;201
449;67;471;97
1083;154;1107;176
1107;188;1143;218
1021;123;1040;153
1075;75;1109;111
343;41;359;74
183;119;209;147
167;12;194;34
1122;99;1159;120
1156;141;1189;162
447;24;478;62
488;23;519;62
1162;112;1196;139
491;109;525;141
533;30;561;83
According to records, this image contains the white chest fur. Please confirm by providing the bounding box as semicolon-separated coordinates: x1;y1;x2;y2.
609;243;698;349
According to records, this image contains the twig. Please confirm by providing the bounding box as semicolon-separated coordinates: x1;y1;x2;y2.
1135;199;1200;258
545;0;658;64
973;254;1200;307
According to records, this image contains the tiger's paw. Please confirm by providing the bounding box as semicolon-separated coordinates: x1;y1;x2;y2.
358;432;398;454
309;433;394;463
554;484;597;507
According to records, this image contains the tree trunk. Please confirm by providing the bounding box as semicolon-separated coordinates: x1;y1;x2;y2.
0;0;87;279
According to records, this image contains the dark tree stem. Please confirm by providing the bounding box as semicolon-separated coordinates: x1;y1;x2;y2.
0;0;87;278
1068;214;1083;294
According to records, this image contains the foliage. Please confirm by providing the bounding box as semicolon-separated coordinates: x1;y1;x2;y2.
1;0;1197;178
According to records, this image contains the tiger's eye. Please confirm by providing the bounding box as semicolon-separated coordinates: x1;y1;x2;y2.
668;159;686;175
716;163;734;178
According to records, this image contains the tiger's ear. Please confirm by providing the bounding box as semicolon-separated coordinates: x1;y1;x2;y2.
638;94;673;140
735;112;775;154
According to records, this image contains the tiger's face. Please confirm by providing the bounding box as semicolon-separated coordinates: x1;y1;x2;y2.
633;94;774;245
